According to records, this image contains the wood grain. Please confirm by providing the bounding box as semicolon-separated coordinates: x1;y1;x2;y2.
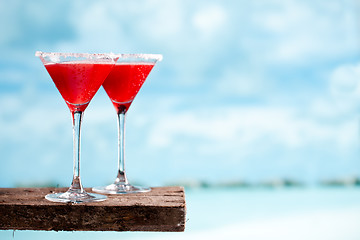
0;187;186;232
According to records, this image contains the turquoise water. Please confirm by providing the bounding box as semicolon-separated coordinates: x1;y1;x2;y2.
1;187;360;239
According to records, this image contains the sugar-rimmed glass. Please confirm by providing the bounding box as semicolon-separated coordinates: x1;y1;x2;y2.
92;54;162;194
36;51;118;203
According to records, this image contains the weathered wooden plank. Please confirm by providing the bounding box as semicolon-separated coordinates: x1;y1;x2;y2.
0;187;186;232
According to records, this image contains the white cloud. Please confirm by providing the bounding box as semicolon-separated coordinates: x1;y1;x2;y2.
216;67;267;96
146;105;357;156
330;62;360;97
136;0;185;41
193;5;227;37
248;0;360;64
310;62;360;119
56;2;124;52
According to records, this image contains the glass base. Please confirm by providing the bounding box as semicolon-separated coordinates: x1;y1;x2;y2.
92;183;151;194
45;190;107;203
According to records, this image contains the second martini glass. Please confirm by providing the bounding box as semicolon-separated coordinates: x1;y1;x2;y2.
93;54;162;194
36;51;118;203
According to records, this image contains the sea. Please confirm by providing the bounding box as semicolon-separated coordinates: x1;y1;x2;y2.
1;186;360;240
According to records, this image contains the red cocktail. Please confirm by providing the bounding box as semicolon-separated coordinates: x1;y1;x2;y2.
36;52;118;203
93;54;162;194
45;62;115;112
102;63;155;113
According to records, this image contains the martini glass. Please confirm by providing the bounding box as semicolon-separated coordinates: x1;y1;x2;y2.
92;54;162;194
36;51;118;203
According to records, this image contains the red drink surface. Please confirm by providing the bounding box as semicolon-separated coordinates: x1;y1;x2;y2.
45;62;114;112
102;63;155;113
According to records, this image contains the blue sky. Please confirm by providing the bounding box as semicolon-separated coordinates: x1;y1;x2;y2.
0;0;360;187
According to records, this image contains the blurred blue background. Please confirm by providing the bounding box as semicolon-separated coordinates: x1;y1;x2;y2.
1;0;360;239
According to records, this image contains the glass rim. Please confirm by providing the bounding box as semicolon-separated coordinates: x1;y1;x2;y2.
35;51;118;59
36;52;162;60
113;53;163;61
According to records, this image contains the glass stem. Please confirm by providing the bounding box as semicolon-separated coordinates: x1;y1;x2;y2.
115;110;129;184
69;111;84;193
